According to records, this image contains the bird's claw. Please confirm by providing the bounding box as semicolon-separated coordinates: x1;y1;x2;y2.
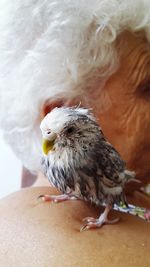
37;194;78;203
37;194;65;203
80;216;120;231
80;220;102;232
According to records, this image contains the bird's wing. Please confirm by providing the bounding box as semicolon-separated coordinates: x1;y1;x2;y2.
96;140;126;185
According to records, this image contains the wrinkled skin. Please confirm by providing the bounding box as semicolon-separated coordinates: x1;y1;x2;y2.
43;32;150;191
94;32;150;188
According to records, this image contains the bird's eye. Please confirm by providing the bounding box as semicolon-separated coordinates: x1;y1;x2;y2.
66;126;75;134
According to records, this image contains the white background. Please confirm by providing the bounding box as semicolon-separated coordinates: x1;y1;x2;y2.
0;131;22;199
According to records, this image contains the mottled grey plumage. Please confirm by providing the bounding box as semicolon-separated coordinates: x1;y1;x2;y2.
40;106;135;230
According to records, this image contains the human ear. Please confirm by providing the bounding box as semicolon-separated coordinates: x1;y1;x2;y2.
41;98;82;118
41;99;64;118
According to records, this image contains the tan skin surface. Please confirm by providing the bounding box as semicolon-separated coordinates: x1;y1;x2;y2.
0;186;150;267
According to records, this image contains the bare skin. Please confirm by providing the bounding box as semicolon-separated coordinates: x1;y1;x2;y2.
0;186;150;267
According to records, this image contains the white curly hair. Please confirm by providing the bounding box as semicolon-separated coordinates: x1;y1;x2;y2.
0;0;150;171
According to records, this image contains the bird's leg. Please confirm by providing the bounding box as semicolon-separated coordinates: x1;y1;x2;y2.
81;204;120;231
38;193;78;203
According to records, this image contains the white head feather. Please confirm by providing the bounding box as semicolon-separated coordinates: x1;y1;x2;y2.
40;107;94;135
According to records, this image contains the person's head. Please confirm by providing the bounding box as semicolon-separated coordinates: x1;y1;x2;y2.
0;0;150;186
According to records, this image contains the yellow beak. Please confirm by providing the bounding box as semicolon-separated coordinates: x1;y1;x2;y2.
42;138;55;155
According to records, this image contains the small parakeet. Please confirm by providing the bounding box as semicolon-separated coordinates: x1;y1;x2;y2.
39;106;137;230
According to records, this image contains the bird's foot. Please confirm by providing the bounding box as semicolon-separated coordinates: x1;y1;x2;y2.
80;205;120;231
81;216;119;231
38;193;78;203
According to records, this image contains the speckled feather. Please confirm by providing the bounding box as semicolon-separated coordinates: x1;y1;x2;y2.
41;107;135;207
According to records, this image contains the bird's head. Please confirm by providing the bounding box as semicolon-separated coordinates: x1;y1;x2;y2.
40;106;101;157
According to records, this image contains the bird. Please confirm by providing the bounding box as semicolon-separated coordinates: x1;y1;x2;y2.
39;106;135;231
